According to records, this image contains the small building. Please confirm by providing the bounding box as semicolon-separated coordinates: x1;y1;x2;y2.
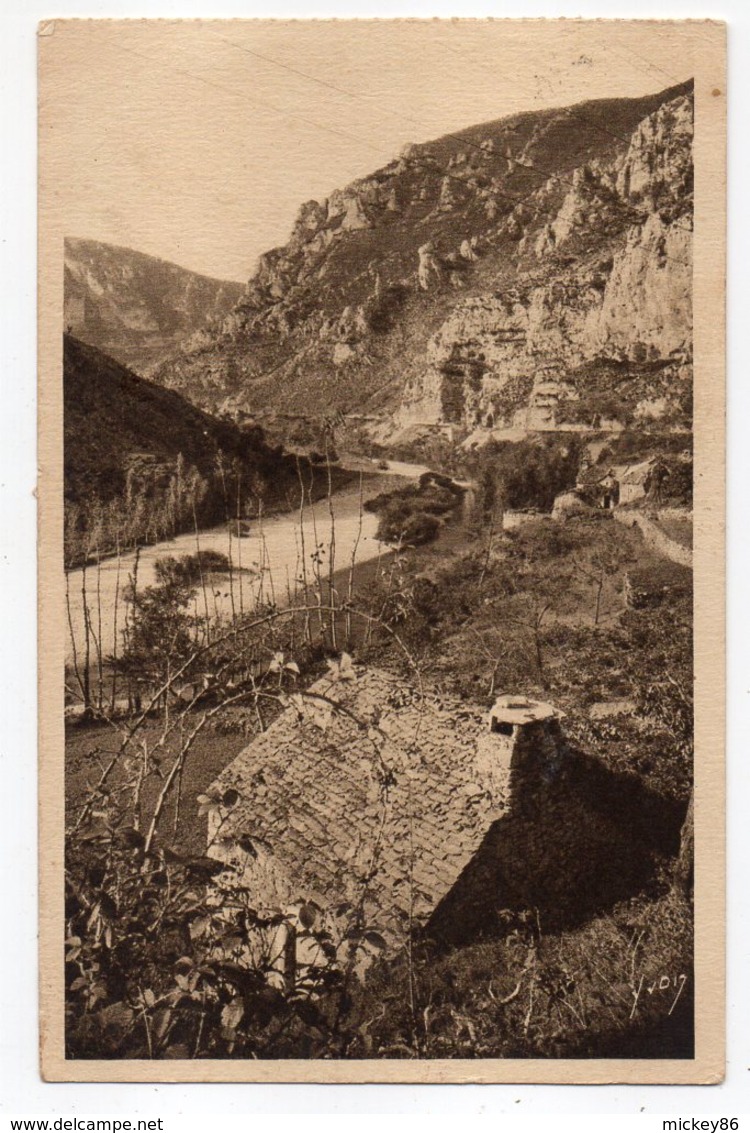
618;457;669;505
202;667;566;983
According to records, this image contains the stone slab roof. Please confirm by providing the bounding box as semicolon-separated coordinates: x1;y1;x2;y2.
578;465;617;487
205;666;501;934
619;457;658;484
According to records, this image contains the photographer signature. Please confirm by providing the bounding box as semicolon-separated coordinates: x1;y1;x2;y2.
630;972;688;1019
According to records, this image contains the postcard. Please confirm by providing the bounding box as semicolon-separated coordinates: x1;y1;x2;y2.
38;18;725;1083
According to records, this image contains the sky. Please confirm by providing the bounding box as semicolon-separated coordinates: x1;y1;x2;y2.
41;20;696;282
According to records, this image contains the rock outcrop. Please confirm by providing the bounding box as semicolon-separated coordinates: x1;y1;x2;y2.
398;91;693;436
149;81;693;442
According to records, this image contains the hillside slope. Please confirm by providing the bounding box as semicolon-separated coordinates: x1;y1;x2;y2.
152;81;693;441
64;239;244;376
63;335;328;563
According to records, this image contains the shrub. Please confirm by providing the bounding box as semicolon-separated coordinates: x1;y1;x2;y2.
469;436;582;514
65;809;372;1059
154;550;231;587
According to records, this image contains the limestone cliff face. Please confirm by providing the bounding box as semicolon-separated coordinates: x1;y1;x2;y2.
151;82;693;439
593;214;691;360
616;92;694;200
397;92;693;436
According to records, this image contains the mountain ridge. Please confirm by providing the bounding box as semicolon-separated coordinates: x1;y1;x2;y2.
147;80;693;444
64;238;245;376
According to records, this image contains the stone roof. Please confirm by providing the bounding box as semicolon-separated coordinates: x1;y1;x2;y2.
578;465;617;487
205;666;502;936
619;458;658;485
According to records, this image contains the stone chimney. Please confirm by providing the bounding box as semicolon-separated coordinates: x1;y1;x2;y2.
475;694;565;806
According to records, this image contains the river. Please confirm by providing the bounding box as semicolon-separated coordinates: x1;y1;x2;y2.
65;462;426;668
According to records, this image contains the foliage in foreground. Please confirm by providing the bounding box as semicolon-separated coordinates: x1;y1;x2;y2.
350;887;693;1059
64;484;694;1060
66;612;391;1059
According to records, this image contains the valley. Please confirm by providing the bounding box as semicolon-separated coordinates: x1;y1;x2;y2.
62;75;696;1064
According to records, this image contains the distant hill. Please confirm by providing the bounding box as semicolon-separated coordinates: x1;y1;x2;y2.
151;81;693;445
63;335;337;564
64;239;244;376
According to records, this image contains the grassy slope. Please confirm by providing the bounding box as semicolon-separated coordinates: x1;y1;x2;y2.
346;510;693;1059
63;334;272;506
352;886;693;1059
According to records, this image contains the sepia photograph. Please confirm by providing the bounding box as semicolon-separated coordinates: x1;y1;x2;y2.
37;18;725;1083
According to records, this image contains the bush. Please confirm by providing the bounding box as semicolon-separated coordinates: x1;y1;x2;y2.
364;283;409;334
366;479;462;547
376;501;440;547
65;811;371;1059
154;550;231;587
469;436;582;515
660;460;692;505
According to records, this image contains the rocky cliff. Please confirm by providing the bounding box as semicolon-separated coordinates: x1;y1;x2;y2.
64;239;244;376
152;82;693;443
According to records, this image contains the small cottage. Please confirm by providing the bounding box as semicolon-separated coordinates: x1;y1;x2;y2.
202;667;566;978
618;457;669;505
